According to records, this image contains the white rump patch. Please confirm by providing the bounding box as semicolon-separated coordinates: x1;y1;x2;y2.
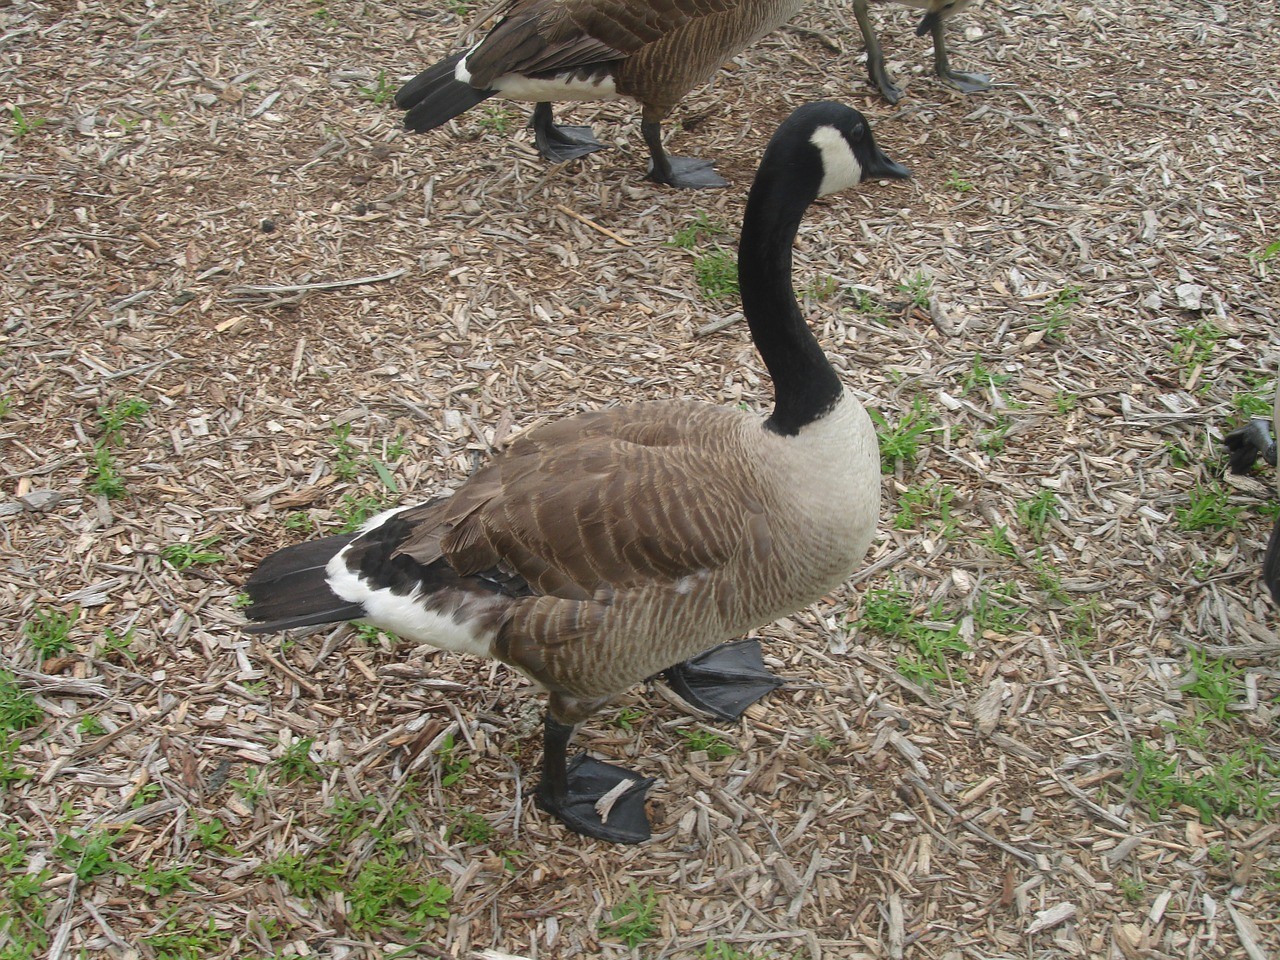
491;73;619;103
325;545;496;658
809;126;863;198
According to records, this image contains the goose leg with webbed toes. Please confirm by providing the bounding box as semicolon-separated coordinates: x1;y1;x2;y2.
642;116;727;190
531;102;606;162
663;639;784;721
918;12;991;95
534;709;655;844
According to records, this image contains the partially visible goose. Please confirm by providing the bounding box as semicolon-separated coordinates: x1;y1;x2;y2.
393;0;814;188
853;0;991;104
241;102;910;843
1225;381;1280;604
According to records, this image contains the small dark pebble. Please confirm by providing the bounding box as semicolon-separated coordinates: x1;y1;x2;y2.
260;219;276;233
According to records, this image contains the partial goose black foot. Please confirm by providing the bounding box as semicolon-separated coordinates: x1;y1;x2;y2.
1225;419;1277;474
536;755;654;844
641;119;727;189
663;638;784;721
647;155;728;190
531;102;604;162
537;712;653;843
937;68;992;94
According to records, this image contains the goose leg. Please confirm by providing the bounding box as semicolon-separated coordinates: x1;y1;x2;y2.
853;0;905;105
641;119;727;190
663;639;784;722
923;17;991;94
1225;419;1277;473
531;102;605;163
534;712;654;844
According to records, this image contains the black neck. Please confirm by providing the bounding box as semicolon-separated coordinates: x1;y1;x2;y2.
738;171;842;437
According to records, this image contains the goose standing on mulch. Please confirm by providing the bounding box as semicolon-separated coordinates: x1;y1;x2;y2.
1224;381;1280;603
241;102;910;843
393;0;817;188
853;0;991;104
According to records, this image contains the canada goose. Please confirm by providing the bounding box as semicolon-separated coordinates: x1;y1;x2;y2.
393;0;814;189
853;0;991;104
241;102;910;843
1225;381;1280;604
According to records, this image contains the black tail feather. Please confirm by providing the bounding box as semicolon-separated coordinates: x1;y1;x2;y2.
396;52;496;133
243;535;365;634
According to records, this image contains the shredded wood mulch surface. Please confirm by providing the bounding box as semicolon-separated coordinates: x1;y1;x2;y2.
2;0;1278;956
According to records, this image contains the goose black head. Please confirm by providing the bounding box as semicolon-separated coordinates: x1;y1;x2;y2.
773;102;910;200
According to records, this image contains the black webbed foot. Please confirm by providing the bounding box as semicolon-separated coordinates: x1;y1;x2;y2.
647;155;727;190
531;102;605;163
937;69;992;94
663;638;784;722
1225;419;1277;473
535;755;654;844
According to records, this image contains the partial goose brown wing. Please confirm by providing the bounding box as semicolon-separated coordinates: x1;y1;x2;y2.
463;0;740;87
394;402;767;600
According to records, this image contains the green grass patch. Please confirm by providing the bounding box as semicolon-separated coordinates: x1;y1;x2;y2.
161;538;225;570
693;249;739;302
600;885;659;948
437;732;472;787
1175;484;1242;532
88;443;128;499
679;727;736;760
871;397;936;472
23;606;78;658
0;672;42;731
669;212;729;250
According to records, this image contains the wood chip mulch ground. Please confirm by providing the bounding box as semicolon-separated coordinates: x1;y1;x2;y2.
1;0;1278;957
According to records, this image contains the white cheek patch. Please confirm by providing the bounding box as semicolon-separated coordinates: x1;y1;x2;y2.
809;126;863;197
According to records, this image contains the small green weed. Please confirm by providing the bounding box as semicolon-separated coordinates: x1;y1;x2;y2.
142;915;230;959
960;353;1012;394
437;732;471;787
704;941;753;960
850;288;890;323
945;171;974;193
161;538;225;570
601;885;659;948
669;212;729;249
1053;391;1078;415
97;626;136;661
98;397;151;444
337;492;386;532
693;249;739;301
1164;440;1193;468
347;859;452;932
1173;321;1222;370
0;395;12;417
261;852;344;897
193;817;235;853
612;706;645;732
276;737;322;783
24;606;78;658
447;809;495;845
358;70;394;105
55;829;124;885
893;482;957;537
982;524;1017;558
1117;876;1146;903
897;272;932;309
1030;285;1081;342
330;422;363;480
284;510;314;533
231;766;268;803
134;862;195;896
971;585;1027;634
860;583;969;688
88;443;128;499
1175;485;1241;532
11;106;46;138
0;671;43;731
804;275;840;301
810;733;834;752
477;106;514;134
0;732;32;788
77;716;106;742
978;417;1011;455
1180;649;1239;720
1017;490;1060;541
871;397;936;471
1250;238;1280;267
679;727;736;760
